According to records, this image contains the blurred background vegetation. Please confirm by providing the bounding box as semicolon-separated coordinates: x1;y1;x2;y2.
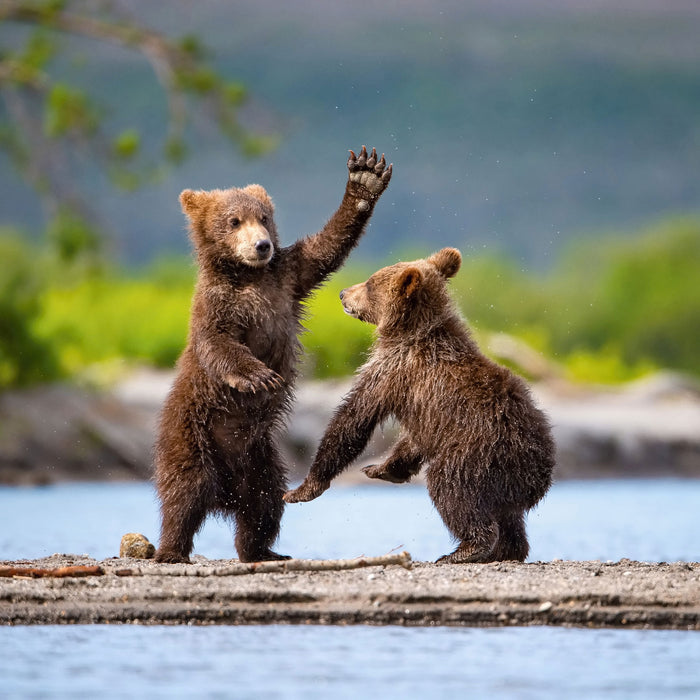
1;0;699;390
1;216;698;389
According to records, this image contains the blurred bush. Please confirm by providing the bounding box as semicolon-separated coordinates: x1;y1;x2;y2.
550;219;700;377
301;267;375;378
452;217;700;382
0;217;697;390
0;230;61;388
33;256;195;378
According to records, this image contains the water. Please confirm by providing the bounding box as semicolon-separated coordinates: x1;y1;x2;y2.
3;625;700;699
1;479;699;698
1;479;698;563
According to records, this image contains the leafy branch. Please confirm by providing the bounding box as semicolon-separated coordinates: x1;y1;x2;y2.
0;0;275;259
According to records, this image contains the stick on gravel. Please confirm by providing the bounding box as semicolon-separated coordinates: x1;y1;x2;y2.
0;565;104;578
115;551;413;577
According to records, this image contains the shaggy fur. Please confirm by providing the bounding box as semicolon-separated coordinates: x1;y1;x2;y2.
284;248;555;563
154;147;392;563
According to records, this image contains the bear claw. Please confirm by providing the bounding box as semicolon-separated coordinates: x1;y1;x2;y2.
347;146;392;198
366;147;377;169
357;145;367;167
226;367;284;393
374;153;387;174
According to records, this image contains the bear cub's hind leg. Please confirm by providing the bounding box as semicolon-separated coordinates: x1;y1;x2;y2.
362;463;410;484
232;441;292;562
234;494;292;563
154;471;209;564
436;519;500;565
488;510;529;562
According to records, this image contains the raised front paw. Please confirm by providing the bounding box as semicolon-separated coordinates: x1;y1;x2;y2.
283;479;330;503
347;145;392;207
225;365;284;393
361;464;410;484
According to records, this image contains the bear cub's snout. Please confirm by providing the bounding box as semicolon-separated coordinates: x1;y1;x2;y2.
255;238;272;257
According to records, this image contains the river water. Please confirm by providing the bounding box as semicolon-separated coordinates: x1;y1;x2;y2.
1;479;699;698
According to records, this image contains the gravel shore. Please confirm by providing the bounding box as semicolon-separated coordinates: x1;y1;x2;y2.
2;554;698;630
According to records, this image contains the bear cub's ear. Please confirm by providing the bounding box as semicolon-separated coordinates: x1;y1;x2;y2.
396;266;423;299
179;189;209;217
242;184;274;211
428;247;462;279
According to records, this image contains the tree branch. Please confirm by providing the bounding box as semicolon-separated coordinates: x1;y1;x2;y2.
0;1;270;247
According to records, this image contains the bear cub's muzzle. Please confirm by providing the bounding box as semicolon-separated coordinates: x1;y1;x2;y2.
339;286;362;320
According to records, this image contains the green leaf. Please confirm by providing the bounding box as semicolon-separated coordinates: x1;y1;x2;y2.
22;31;56;72
164;136;187;163
38;0;68;19
47;209;101;262
178;35;206;60
240;133;279;158
175;66;219;93
44;83;99;137
223;81;247;106
112;129;140;159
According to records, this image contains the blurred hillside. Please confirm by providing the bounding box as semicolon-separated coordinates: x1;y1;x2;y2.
2;0;700;265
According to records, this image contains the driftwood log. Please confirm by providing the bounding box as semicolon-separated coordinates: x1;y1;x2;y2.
0;565;105;578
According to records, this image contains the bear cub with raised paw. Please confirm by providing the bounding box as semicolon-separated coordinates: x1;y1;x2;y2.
154;146;391;564
284;248;555;564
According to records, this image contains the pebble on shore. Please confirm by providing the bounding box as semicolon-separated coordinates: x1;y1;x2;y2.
119;533;155;559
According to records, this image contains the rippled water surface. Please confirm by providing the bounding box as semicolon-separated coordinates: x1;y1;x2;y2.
1;479;699;562
3;624;700;699
1;479;699;698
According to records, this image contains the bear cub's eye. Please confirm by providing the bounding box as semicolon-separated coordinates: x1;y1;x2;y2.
260;215;268;226
230;217;241;228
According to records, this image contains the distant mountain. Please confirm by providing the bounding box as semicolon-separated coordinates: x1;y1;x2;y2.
2;0;700;266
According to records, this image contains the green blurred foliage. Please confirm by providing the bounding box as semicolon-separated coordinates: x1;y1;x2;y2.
301;267;375;378
43;83;99;138
34;270;194;374
47;208;101;264
0;231;61;388
13;30;56;82
545;219;700;377
452;218;700;382
112;129;141;160
0;217;698;390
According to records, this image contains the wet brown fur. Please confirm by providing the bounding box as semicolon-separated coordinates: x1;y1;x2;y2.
154;147;392;563
284;248;555;564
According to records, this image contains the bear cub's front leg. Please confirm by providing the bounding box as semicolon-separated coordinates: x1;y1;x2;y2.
283;478;330;503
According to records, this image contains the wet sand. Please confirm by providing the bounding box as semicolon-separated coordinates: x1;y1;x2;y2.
2;554;698;629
